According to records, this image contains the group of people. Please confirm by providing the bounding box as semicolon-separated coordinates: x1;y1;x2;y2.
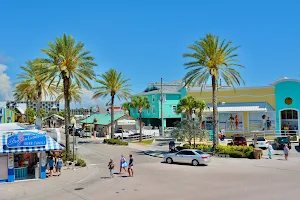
266;143;289;160
47;155;63;177
261;115;272;130
108;154;134;178
228;114;239;130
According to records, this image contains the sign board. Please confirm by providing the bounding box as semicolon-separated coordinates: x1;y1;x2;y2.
7;132;46;148
117;120;136;125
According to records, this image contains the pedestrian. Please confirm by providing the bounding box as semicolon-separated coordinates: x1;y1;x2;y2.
128;154;134;177
108;159;115;178
284;144;289;160
56;156;63;176
119;155;127;173
267;143;273;159
48;156;54;177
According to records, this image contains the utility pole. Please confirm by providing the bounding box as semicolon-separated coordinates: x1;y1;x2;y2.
161;78;164;136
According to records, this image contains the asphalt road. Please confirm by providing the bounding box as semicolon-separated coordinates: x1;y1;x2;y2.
2;139;300;200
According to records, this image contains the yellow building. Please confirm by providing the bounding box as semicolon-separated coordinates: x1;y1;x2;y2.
185;77;300;135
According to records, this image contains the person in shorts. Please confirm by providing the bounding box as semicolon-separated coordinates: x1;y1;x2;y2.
128;154;134;177
48;156;54;177
284;144;289;161
108;159;115;178
56;157;63;176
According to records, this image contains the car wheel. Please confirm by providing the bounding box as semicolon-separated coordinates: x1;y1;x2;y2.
192;159;199;166
166;157;173;164
117;136;121;140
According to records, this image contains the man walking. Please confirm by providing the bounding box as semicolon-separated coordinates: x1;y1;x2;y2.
128;154;134;177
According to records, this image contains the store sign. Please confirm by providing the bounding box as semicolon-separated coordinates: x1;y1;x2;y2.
117;120;136;125
7;132;46;148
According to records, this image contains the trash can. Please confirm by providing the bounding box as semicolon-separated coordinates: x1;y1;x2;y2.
253;148;263;159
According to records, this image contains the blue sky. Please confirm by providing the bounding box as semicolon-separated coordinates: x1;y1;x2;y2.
0;0;299;107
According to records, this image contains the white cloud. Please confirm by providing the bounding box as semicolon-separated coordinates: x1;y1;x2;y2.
0;64;13;101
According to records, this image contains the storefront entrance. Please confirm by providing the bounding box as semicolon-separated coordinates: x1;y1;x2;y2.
280;109;299;134
14;153;39;180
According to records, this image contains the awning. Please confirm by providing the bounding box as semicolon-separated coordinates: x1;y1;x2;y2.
0;131;63;153
204;102;275;112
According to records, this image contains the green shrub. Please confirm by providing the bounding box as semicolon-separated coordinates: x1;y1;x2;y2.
76;158;87;167
103;139;128;146
216;145;254;158
61;149;76;162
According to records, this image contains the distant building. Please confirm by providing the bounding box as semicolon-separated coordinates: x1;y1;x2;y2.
70;108;91;116
0;107;15;123
6;101;60;114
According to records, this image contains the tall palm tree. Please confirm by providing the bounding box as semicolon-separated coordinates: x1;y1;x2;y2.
176;96;199;120
18;59;57;119
93;69;131;139
39;34;97;160
14;81;37;123
56;83;83;104
121;102;131;115
130;96;150;142
183;34;245;152
194;100;206;128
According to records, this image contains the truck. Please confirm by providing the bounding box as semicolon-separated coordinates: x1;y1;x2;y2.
113;129;135;139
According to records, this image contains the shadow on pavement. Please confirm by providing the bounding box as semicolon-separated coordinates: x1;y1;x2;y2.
100;177;110;179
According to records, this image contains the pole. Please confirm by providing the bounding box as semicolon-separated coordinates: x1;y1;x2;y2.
193;118;195;148
161;78;164;136
73;125;75;161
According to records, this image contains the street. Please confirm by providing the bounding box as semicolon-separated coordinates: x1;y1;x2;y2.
1;139;300;200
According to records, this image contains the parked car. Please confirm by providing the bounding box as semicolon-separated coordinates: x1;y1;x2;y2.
273;136;291;150
252;137;269;149
114;129;134;139
232;134;247;146
163;149;211;166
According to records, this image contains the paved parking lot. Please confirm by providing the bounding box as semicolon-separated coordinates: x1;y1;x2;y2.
1;139;300;200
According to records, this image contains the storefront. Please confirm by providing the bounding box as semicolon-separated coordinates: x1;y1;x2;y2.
0;130;62;182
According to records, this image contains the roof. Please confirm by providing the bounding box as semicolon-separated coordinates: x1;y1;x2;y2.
204;102;275;112
0;123;26;132
271;77;300;85
135;80;183;96
44;114;65;121
16;106;25;114
81;113;125;125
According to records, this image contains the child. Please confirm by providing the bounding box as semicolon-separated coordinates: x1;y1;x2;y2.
108;159;115;178
267;144;273;159
56;157;63;176
283;144;289;161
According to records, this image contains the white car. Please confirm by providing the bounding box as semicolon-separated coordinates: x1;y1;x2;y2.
114;129;134;139
253;137;269;149
163;149;211;166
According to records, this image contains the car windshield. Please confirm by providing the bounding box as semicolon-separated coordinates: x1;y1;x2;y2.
257;137;266;141
235;137;245;141
278;137;289;143
195;150;204;155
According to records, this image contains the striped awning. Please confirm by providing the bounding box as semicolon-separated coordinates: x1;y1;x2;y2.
204;102;275;112
0;133;63;153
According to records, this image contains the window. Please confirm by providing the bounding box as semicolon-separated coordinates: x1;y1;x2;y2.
285;97;292;105
152;106;155;114
177;151;195;155
152;95;155;102
172;105;177;113
195;151;204;155
147;108;150;114
281;110;298;119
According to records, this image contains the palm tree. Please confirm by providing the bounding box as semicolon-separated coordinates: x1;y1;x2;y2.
93;69;131;139
56;83;83;104
176;96;199;120
18;59;57;119
14;81;37;123
194;100;206;128
39;34;97;160
130;96;150;142
121;102;131;115
183;34;245;152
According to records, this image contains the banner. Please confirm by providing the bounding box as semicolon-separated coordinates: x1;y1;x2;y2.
249;112;275;131
7;132;46;148
219;113;243;131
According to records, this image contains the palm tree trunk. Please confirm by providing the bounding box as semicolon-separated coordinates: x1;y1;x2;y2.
63;78;71;160
110;95;115;139
212;75;218;152
139;111;142;142
26;100;29;123
37;85;42;119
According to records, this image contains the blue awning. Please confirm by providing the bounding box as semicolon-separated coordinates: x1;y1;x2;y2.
0;132;63;153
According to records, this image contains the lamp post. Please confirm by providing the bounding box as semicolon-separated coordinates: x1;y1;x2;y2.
71;117;76;162
93;117;97;139
192;112;196;149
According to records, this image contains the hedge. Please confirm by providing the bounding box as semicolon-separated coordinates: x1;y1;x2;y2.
182;144;255;159
103;139;129;146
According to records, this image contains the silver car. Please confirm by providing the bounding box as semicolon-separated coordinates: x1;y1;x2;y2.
163;149;211;166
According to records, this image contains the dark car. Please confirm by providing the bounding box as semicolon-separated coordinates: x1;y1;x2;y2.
233;135;247;146
273;136;291;150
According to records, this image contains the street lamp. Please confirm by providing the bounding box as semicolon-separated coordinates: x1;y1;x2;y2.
192;112;196;149
71;117;76;162
93;117;97;139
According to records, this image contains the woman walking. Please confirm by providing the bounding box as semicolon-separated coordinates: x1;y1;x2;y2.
119;155;127;173
128;154;134;177
56;156;63;176
108;159;115;178
284;144;289;160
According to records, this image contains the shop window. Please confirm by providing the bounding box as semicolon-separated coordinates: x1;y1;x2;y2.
172;105;177;113
152;95;155;102
285;97;292;105
152;106;156;114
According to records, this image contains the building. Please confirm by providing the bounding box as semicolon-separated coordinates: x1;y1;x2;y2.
70;108;91;117
0;107;15;123
183;77;300;134
130;80;183;128
6;101;60;114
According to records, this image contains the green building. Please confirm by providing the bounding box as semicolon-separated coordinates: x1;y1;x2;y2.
0;107;15;123
130;80;183;128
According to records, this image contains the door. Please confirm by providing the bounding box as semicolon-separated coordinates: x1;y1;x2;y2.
174;151;195;163
280;109;298;134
